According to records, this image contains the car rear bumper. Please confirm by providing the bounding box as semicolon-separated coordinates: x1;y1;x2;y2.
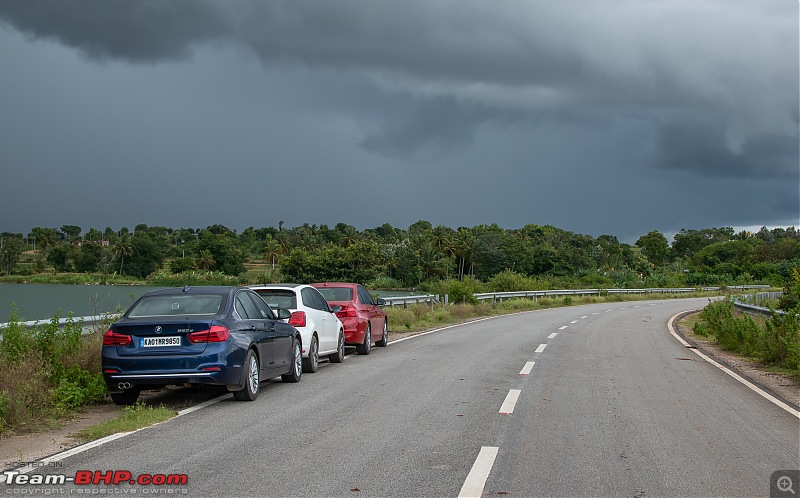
102;346;246;392
103;367;243;392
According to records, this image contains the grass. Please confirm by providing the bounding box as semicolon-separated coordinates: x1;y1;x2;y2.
688;300;800;381
72;402;176;443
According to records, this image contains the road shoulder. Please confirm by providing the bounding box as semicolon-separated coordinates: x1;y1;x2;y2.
675;311;800;410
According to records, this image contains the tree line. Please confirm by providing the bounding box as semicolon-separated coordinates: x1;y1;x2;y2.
0;222;798;289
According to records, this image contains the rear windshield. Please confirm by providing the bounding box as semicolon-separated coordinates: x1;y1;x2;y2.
253;290;297;310
316;287;353;302
127;295;225;317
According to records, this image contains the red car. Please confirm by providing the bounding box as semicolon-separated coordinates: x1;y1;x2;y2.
311;282;388;355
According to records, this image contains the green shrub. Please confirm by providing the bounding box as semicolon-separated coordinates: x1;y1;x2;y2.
428;277;483;304
0;310;109;434
146;270;239;286
778;268;800;311
365;276;403;289
488;270;538;292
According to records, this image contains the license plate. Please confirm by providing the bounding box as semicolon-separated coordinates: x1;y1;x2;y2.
141;336;181;347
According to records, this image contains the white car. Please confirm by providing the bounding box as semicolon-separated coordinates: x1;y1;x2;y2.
249;284;345;373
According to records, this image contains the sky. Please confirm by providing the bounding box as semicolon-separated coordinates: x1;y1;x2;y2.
0;1;797;244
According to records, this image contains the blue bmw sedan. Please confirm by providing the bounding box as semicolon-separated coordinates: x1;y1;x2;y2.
102;286;302;405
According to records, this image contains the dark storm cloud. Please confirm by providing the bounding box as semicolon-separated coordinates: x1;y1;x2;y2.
359;96;487;157
654;117;799;180
0;0;796;237
0;0;230;61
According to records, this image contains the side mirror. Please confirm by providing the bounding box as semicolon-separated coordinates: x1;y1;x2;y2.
330;305;342;313
275;308;292;320
376;298;386;306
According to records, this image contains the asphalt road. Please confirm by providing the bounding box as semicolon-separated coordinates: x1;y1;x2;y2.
3;298;798;497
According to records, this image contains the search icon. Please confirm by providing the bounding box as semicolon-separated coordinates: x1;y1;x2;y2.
778;476;796;495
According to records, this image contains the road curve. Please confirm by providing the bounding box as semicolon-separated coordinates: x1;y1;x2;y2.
2;298;797;497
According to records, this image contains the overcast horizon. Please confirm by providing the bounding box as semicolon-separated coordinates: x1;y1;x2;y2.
1;1;797;245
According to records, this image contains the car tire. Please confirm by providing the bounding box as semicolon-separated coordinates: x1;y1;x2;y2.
356;323;371;355
281;339;303;382
375;320;388;347
110;388;140;406
233;349;260;401
329;331;345;363
302;336;319;373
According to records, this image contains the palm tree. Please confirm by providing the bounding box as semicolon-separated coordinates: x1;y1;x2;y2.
114;236;133;275
198;250;215;271
263;238;282;271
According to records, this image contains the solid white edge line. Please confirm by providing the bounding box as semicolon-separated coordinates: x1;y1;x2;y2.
388;315;498;345
499;389;522;414
519;361;535;375
668;310;800;419
458;446;499;498
0;389;234;482
547;332;558;339
0;311;527;479
535;344;547;353
177;392;231;416
0;430;138;482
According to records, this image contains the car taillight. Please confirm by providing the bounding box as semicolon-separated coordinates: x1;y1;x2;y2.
288;311;306;327
188;325;230;343
336;306;357;319
103;330;131;346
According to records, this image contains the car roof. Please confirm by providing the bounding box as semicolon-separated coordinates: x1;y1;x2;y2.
249;284;304;290
140;286;241;297
311;282;359;288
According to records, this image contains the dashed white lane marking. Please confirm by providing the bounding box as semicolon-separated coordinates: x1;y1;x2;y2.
570;320;579;324
618;307;626;310
668;311;799;419
499;389;522;415
535;344;547;353
592;312;599;315
605;310;613;313
558;325;568;330
547;332;558;339
458;446;499;498
519;361;535;375
581;315;588;319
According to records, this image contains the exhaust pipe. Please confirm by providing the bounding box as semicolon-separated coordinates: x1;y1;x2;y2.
118;382;132;390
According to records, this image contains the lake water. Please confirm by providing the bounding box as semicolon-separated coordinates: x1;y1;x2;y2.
0;284;418;323
0;284;165;322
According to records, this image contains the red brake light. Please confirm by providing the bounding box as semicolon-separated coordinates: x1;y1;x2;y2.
189;325;230;343
288;311;306;328
103;330;131;346
336;306;357;319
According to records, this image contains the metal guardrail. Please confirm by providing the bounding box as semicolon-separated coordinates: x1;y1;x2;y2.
0;314;118;340
474;289;599;303
606;287;718;294
379;285;777;308
380;295;438;307
733;301;785;318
